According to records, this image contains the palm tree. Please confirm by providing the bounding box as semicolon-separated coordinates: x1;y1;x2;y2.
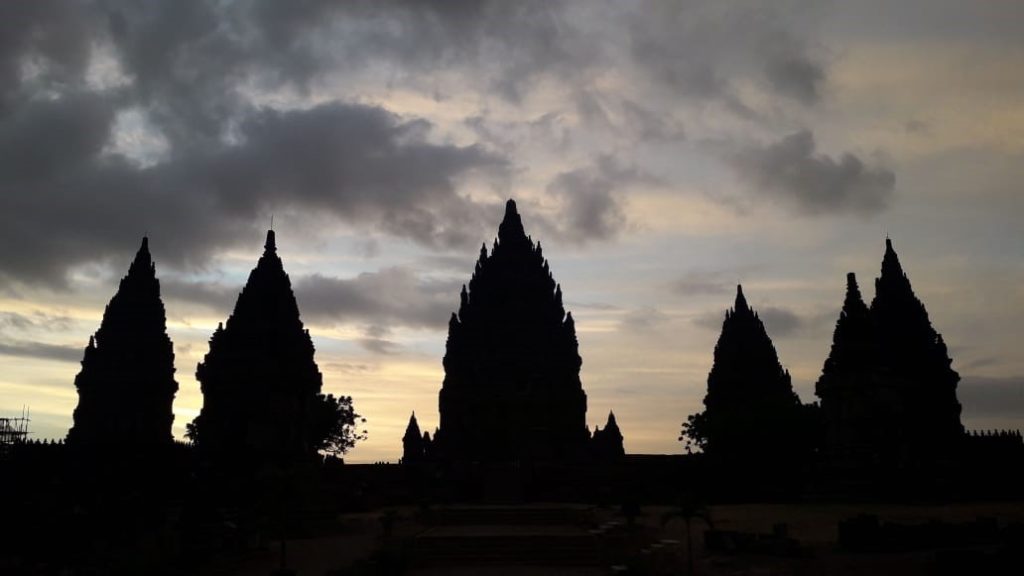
661;492;713;576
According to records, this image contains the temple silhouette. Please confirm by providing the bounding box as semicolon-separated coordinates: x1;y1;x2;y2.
816;239;964;471
191;230;324;464
68;237;178;450
7;217;1024;575
682;285;816;469
412;199;621;464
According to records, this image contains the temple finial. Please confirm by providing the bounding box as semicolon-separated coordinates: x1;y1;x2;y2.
128;235;154;277
497;198;527;244
734;284;748;312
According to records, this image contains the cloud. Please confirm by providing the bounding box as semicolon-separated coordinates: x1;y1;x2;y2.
0;339;81;363
758;306;802;337
693;310;726;331
0;311;74;332
0;98;507;287
293;267;459;331
672;271;733;296
357;337;402;356
620;100;686;143
764;54;825;106
959;375;1024;418
545;156;654;244
619;307;671;332
626;1;826;107
160;279;238;311
692;304;826;339
727;130;895;216
0;0;846;291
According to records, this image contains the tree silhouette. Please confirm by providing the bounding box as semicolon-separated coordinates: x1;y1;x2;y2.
311;393;366;456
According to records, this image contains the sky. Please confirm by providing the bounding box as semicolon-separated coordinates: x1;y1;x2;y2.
1;1;1022;463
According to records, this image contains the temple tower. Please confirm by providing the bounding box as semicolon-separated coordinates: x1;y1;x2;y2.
435;200;589;462
816;273;884;466
592;411;625;460
869;238;963;461
402;412;427;464
68;237;178;449
684;286;811;463
193;230;323;462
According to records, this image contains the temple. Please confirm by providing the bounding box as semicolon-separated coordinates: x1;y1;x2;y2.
683;285;814;464
591;411;625;460
817;239;963;468
432;200;594;462
68;237;178;449
815;273;881;467
402;412;430;464
192;230;324;462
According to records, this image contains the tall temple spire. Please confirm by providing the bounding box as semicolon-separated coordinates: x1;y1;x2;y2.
877;237;910;294
403;412;426;464
869;237;963;461
591;410;625;459
815;272;879;465
193;230;323;462
128;236;153;277
734;284;749;314
69;236;178;449
497;198;528;246
683;285;812;464
435;198;590;462
264;228;277;253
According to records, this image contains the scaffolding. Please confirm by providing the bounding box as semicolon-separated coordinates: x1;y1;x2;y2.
0;407;30;457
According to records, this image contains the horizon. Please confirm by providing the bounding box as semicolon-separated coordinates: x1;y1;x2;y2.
1;1;1022;463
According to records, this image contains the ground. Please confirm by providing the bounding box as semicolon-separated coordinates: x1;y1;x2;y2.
190;501;1024;575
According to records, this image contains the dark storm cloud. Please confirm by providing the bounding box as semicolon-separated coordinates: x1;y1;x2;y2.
252;0;594;102
293;268;459;331
0;98;506;286
0;1;511;288
0;2;96;109
959;376;1024;418
728;130;895;216
0;0;847;290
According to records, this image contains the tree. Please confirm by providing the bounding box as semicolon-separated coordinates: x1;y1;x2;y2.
311;393;367;456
